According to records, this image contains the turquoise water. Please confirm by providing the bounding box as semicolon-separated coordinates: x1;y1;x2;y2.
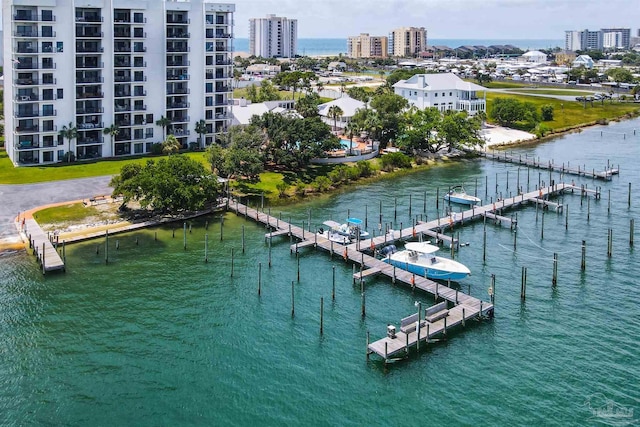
1;120;639;424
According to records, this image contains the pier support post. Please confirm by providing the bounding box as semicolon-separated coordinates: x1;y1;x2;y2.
521;266;527;301
320;297;324;335
490;274;495;304
587;196;591;222
42;242;45;275
268;237;272;268
631;219;635;247
297;253;300;282
581;240;586;271
565;204;569;230
608;190;611;215
366;331;370;361
291;281;295;318
231;248;234;277
607;229;613;258
242;225;245;253
332;265;336;301
105;229;109;264
409;194;412;218
205;234;209;263
62;240;66;266
361;281;366;317
552;253;558;286
541;211;545;240
258;262;262;296
482;220;487;263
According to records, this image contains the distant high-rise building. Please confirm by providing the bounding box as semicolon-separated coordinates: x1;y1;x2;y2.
389;27;427;57
347;33;388;58
601;28;631;49
3;0;235;166
249;14;297;58
565;28;631;51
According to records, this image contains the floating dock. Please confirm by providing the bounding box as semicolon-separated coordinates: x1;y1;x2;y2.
478;150;619;180
21;219;65;274
225;183;577;363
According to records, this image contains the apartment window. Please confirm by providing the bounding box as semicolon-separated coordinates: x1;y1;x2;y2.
42;26;53;37
57;89;64;99
58;134;64;145
206;83;213;93
42;58;54;69
206;110;213;120
145;128;153;138
42;42;53;53
43;89;54;101
133;13;144;23
449;92;453;96
134;143;143;154
57;150;64;160
43;151;54;162
146;114;153;123
57;42;63;53
43;120;54;132
42;10;53;21
134;129;143;139
434;93;438;97
442;92;445;96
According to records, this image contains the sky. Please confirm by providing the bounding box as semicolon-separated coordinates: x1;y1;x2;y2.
233;0;640;39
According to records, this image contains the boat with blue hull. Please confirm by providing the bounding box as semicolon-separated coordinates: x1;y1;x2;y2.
382;242;471;281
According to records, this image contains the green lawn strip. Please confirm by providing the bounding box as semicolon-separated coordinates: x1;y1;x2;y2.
486;92;640;131
476;81;528;89
0;150;209;185
232;87;293;100
504;89;598;96
33;203;100;224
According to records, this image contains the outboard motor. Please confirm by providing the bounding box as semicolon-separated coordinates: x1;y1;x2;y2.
379;245;397;257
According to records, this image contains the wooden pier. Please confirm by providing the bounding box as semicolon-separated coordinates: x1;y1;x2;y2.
478;150;619;180
227;182;580;363
21;219;65;274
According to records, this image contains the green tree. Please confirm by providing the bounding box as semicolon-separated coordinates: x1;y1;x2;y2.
295;93;321;118
475;71;493;86
605;67;634;84
205;142;226;176
258;80;281;102
327;105;343;131
162;134;181;155
155;115;171;140
347;86;371;103
369;93;409;145
110;155;220;213
397;107;442;152
438;110;484;152
541;104;554;121
246;84;259;103
59;122;78;162
490;98;525;127
103;124;120;157
194;119;208;148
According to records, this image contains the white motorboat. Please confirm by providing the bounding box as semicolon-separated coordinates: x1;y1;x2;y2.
443;186;481;206
382;241;471;281
319;222;351;244
341;217;370;239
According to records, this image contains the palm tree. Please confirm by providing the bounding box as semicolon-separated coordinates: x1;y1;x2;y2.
103;123;120;157
59;122;77;162
194;119;208;148
316;81;324;95
155;115;171;141
162;134;181;155
327;105;343;132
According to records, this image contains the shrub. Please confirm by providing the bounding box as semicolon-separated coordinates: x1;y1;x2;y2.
150;143;163;155
380;152;412;171
276;181;289;198
541;104;554;121
294;180;307;197
534;123;552;138
312;176;332;192
356;160;373;177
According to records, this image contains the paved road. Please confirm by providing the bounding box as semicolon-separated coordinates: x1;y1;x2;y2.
0;176;113;238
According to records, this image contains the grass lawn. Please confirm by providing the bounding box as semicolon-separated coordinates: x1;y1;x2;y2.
33;203;99;224
505;89;597;96
232;87;293;100
476;81;528;89
486;92;640;131
0;150;209;185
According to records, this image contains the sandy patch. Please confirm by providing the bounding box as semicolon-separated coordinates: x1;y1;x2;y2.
480;125;537;147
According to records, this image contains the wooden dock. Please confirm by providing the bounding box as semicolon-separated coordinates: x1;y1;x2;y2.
478;150;619;180
21;219;65;274
226;182;579;363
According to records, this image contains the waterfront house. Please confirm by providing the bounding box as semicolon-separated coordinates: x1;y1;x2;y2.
392;73;486;116
520;50;548;64
573;55;594;69
231;99;296;126
317;95;366;130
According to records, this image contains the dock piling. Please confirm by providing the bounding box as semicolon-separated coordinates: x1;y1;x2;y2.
552;253;558;286
631;219;635;247
320;297;324;335
258;262;262;296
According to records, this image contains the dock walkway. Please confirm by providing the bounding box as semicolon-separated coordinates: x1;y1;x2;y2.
477;150;619;180
227;183;578;363
21;219;65;274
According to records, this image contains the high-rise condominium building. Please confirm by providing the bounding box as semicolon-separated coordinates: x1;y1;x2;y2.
347;33;388;59
249;14;297;58
3;0;235;166
389;27;427;57
564;28;631;51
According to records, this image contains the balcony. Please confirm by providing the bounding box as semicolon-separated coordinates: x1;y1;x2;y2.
77;92;104;99
14;30;57;38
166;16;189;24
114;46;132;53
15;141;40;150
167;60;190;67
114;30;132;38
115;132;132;142
133;30;147;38
15;109;56;118
114;104;132;112
133;90;147;97
15;94;39;102
77;137;104;145
215;59;233;65
167;45;189;53
116;119;131;127
215;85;230;93
167;102;190;109
114;60;132;68
78;122;103;130
76;46;104;53
167;73;190;81
15;125;39;133
134;46;147;53
167;88;190;95
75;15;103;23
169;116;190;123
76;107;104;114
115;75;131;82
13;13;56;22
132;61;147;68
133;104;147;111
76;61;104;69
77;76;104;84
172;129;190;136
76;30;103;38
167;32;190;39
114;91;132;98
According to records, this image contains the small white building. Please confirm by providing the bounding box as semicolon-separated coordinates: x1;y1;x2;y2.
573;55;594;69
520;50;547;63
231;99;296;126
317;95;366;129
393;73;486;116
245;63;282;76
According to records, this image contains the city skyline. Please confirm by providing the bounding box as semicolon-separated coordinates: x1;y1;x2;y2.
232;0;639;39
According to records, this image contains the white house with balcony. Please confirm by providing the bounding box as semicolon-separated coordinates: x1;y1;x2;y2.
393;73;486;116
